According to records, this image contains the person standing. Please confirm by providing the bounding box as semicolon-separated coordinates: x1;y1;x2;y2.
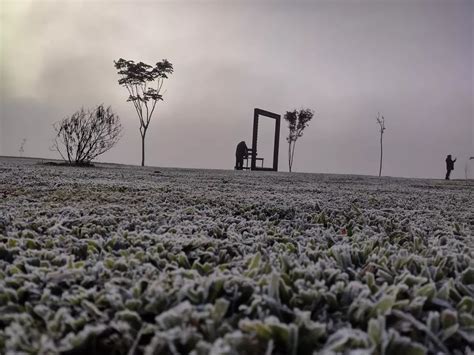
235;141;249;170
445;154;456;180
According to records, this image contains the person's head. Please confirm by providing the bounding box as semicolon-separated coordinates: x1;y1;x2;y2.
447;154;452;159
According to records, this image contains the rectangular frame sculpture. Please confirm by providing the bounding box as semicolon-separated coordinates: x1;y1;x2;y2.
251;108;281;171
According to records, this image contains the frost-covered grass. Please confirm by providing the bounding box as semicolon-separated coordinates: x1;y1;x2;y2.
0;157;473;355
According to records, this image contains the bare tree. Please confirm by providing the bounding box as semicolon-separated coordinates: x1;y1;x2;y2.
114;58;173;166
53;105;122;165
18;138;26;157
284;108;314;172
376;112;386;177
466;157;474;179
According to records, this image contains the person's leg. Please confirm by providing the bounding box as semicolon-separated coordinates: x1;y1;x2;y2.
237;158;244;170
445;170;450;180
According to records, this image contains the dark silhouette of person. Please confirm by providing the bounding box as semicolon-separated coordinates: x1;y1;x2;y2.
235;141;249;170
445;154;456;180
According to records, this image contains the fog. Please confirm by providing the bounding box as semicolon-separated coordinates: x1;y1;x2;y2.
1;0;473;178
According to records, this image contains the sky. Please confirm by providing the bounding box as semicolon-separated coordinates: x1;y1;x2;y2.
0;0;473;178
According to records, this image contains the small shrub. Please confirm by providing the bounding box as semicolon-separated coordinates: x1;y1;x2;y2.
52;105;122;165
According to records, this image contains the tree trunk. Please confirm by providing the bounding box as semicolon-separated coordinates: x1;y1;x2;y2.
141;133;146;167
288;142;292;172
291;140;296;174
379;133;383;177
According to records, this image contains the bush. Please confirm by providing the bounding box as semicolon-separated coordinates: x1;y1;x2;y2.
53;105;122;165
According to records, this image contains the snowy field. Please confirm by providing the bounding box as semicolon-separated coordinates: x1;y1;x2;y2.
0;156;473;355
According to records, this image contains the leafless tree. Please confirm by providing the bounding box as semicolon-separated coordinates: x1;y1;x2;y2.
466;157;474;179
18;138;26;157
284;108;314;172
114;58;173;166
376;112;386;177
53;105;122;165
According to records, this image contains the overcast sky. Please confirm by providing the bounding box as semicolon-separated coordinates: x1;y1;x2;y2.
1;0;473;178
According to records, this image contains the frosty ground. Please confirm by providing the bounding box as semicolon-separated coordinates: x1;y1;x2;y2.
0;156;472;355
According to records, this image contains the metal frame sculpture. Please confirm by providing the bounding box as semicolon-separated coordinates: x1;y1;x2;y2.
251;108;281;171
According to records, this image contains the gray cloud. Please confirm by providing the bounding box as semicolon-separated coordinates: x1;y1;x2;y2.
1;0;473;178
